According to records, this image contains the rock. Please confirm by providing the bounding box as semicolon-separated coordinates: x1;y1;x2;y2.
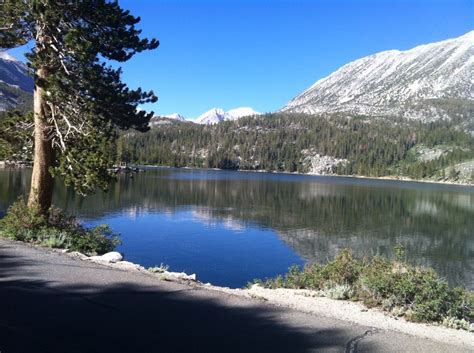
101;252;123;263
165;271;197;281
115;261;144;271
300;149;348;175
89;251;123;263
68;251;89;260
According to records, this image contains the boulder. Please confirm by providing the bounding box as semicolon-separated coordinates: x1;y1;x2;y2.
115;261;145;271
90;251;123;263
165;271;197;281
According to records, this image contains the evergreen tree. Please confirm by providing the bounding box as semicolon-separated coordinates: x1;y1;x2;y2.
119;112;473;182
0;110;33;161
0;0;158;213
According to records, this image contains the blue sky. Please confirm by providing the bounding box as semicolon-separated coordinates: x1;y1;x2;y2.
8;0;474;119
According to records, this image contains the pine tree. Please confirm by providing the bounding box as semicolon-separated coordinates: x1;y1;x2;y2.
0;110;33;161
0;0;159;213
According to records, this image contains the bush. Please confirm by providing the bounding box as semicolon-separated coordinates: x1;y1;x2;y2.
68;224;119;255
360;259;469;322
257;248;473;328
0;199;46;240
0;199;120;255
257;250;364;291
323;284;354;300
38;229;68;248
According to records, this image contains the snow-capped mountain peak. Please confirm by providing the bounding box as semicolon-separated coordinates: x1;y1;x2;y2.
195;108;231;125
281;31;474;121
227;107;261;120
196;107;260;124
164;113;186;121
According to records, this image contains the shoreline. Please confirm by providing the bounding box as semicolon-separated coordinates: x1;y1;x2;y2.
1;163;472;187
11;239;470;348
139;164;474;187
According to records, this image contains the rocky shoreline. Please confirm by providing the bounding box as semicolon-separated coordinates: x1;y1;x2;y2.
68;250;198;282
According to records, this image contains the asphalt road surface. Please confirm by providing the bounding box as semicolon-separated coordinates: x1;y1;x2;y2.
0;239;470;353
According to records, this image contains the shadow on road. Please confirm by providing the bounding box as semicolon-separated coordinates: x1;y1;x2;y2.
0;248;350;353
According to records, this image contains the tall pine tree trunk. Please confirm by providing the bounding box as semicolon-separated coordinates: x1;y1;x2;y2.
27;67;54;213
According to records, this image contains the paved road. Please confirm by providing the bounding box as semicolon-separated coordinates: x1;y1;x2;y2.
0;239;470;353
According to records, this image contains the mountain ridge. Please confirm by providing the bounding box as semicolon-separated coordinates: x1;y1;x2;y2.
148;107;261;126
196;107;261;124
281;31;473;123
0;51;34;111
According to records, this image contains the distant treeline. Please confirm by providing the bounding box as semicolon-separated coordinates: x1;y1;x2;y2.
119;112;474;181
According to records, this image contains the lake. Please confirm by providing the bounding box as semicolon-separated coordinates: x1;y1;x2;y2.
1;168;473;289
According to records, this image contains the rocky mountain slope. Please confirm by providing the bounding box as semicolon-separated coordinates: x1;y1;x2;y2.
282;31;473;124
0;51;33;111
149;113;187;127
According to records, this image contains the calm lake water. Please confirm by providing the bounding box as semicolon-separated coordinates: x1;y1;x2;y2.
1;168;473;289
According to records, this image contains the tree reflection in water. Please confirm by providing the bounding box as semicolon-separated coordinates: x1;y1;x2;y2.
1;168;473;289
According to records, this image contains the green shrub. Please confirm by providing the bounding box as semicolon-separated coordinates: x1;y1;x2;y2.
68;224;120;255
0;199;47;240
323;283;354;300
258;247;473;328
0;199;120;255
319;249;362;286
257;250;364;291
442;317;474;332
38;229;69;248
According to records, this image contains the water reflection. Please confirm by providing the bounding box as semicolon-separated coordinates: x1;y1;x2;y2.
1;168;473;288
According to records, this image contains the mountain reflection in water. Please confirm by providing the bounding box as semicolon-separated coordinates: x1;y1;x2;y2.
1;168;472;289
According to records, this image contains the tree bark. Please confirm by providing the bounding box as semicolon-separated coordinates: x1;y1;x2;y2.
27;67;54;213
